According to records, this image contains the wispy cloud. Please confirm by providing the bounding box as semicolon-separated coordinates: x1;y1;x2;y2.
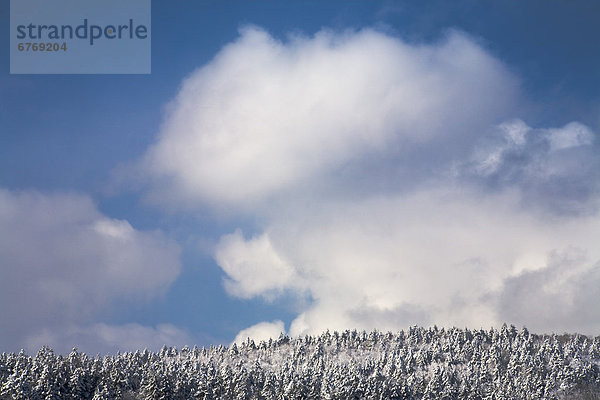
462;119;599;214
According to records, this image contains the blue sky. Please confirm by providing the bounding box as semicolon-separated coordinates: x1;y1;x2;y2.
1;0;599;354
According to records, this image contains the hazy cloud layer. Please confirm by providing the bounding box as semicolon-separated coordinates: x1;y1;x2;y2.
142;27;600;341
26;323;193;355
0;189;182;353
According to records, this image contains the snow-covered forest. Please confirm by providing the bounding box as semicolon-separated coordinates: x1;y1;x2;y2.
1;326;599;399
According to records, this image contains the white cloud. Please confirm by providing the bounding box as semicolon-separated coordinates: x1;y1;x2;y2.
219;189;600;336
138;26;600;340
0;188;182;353
215;230;298;299
232;320;285;345
25;323;193;355
546;121;594;152
141;26;518;210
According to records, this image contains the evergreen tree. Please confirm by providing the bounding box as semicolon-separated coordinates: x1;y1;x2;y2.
1;327;600;399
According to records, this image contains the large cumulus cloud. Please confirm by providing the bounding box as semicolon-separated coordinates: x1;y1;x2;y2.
140;26;600;340
217;189;600;337
142;26;519;210
0;189;184;354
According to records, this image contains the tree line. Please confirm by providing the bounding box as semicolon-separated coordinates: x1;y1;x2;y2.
1;325;599;399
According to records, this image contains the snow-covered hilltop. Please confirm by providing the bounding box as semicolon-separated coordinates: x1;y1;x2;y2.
2;326;599;399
